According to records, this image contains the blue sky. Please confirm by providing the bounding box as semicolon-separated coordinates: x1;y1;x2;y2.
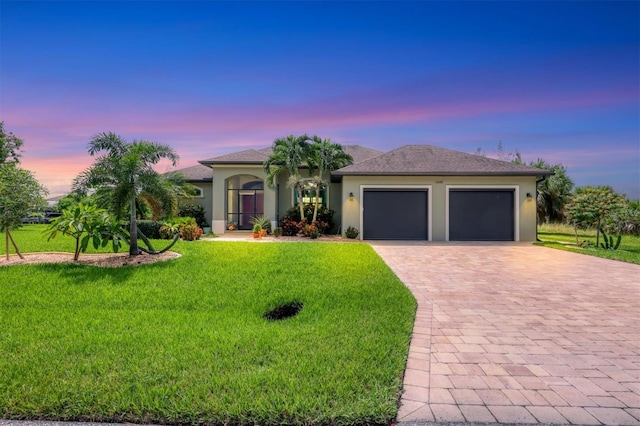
1;1;638;198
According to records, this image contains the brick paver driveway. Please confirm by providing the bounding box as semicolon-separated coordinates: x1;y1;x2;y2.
370;242;640;425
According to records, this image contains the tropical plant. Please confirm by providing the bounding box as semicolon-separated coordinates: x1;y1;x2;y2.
72;132;181;255
0;163;48;259
306;136;353;223
345;226;359;239
263;135;310;220
564;186;626;246
529;159;574;224
161;217;201;241
282;205;335;234
250;214;270;232
599;228;622;250
179;203;209;228
606;199;640;236
46;203;127;261
302;223;319;239
279;216;300;236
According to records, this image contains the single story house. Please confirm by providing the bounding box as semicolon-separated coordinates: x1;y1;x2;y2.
174;144;552;241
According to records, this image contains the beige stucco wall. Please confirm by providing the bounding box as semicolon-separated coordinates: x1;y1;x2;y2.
340;175;538;241
211;165;277;235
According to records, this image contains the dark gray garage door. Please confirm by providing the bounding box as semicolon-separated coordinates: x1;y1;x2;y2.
449;189;514;241
363;189;428;240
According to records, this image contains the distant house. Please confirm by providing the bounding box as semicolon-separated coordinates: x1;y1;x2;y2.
171;144;552;241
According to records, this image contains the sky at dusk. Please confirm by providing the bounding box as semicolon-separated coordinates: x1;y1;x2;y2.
1;1;638;198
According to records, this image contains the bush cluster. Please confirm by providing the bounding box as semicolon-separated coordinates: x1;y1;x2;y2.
178;204;209;228
136;220;164;239
160;217;203;241
279;205;335;236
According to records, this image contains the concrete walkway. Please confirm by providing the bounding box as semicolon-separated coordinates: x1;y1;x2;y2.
370;242;640;425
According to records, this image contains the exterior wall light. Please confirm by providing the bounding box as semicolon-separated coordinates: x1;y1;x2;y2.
526;192;533;200
348;192;354;200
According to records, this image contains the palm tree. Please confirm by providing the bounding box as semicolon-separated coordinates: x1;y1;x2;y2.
263;135;310;220
307;136;353;223
73;132;179;255
530;159;574;224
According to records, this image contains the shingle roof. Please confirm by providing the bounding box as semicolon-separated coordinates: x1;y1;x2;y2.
167;164;212;181
200;145;383;166
333;145;553;176
342;145;383;164
200;148;271;165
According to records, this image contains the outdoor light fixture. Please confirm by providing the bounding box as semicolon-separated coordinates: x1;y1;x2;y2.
526;192;533;199
348;192;354;200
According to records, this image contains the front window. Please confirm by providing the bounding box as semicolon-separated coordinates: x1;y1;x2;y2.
294;186;327;207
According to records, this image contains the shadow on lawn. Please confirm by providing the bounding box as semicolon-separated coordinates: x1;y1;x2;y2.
33;258;177;284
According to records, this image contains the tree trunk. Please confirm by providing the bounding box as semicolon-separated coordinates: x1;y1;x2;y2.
312;184;320;223
5;231;9;260
574;224;579;246
7;230;24;259
74;237;81;261
596;218;601;248
297;185;305;222
129;194;139;255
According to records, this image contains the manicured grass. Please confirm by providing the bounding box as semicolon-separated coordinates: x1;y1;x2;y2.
536;223;640;265
0;226;417;425
2;224;124;255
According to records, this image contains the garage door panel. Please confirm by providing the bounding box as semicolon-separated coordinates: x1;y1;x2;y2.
363;190;428;240
449;190;514;241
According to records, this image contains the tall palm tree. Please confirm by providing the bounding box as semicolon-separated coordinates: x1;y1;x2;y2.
263;135;310;220
530;159;574;223
73;132;179;255
307;136;353;223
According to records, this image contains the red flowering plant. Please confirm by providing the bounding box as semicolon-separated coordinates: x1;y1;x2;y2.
162;217;202;241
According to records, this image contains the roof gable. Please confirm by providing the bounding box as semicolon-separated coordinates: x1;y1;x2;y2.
333;145;552;176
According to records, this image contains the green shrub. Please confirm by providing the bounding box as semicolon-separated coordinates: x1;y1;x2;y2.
279;216;300;236
136;220;163;239
250;215;270;232
345;226;359;239
179;222;203;241
273;227;282;237
162;217;201;241
283;205;335;233
178;203;209;228
303;223;319;239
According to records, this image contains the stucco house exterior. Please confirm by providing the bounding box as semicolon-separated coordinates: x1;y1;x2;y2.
174;144;552;241
170;164;213;226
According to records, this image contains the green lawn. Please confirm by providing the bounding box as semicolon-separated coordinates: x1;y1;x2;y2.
1;225;417;425
537;223;640;265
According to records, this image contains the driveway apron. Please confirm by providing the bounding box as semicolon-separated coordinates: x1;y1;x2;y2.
370;242;640;425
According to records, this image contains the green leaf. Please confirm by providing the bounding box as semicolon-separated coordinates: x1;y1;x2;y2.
80;235;90;252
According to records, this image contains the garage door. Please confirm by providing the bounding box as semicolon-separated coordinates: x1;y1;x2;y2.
449;189;514;241
363;189;428;240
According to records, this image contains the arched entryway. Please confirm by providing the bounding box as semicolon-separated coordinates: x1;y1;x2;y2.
226;175;264;230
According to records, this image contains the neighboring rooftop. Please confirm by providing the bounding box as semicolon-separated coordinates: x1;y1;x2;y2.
333;145;554;176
